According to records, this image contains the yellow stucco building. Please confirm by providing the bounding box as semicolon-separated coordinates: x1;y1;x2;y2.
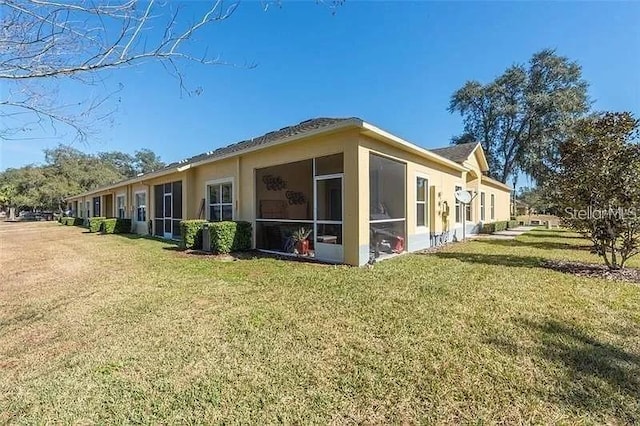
66;118;511;265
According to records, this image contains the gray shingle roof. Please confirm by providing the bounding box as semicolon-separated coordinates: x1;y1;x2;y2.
162;117;358;171
429;142;479;164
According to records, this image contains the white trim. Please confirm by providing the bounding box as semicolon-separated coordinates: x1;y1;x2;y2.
255;219;313;223
370;218;406;224
454;184;463;224
134;190;148;223
204;177;235;221
314;173;344;263
415;172;430;234
115;193;126;219
490;193;496;220
314;172;344;180
361;122;468;172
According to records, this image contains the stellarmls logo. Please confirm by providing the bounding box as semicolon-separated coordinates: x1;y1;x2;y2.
564;207;638;220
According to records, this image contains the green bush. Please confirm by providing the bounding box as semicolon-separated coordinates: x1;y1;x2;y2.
101;218;132;234
61;217;83;226
480;221;509;234
209;221;252;254
180;220;208;249
233;221;252;251
507;220;518;229
88;217;106;233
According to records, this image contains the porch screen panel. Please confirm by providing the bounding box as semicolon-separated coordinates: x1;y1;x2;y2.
154;184;164;236
172;181;183;237
369;154;406;258
93;197;101;217
255;159;313;252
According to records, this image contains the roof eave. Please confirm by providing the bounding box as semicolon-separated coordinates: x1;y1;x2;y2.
185;118;364;171
481;175;512;191
360;122;468;173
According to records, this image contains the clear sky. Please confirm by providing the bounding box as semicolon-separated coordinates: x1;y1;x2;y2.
2;0;639;188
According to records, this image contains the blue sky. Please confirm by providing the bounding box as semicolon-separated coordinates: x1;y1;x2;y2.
2;0;639;189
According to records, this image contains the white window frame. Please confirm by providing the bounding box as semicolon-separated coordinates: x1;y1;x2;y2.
480;192;486;222
465;192;472;222
454;184;463;224
116;193;126;219
205;177;235;221
415;173;429;233
491;193;495;220
134;190;147;223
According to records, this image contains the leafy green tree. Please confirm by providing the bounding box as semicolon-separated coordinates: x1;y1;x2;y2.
449;49;590;183
0;144;163;211
134;149;165;174
98;152;136;178
549;112;640;269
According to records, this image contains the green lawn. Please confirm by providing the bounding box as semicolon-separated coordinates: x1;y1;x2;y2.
1;224;639;424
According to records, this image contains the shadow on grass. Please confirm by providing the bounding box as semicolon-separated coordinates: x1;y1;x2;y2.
430;252;545;268
481;239;592;252
524;231;587;240
490;319;640;423
111;232;180;246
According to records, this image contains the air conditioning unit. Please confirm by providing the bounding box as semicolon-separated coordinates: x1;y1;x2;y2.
202;222;211;252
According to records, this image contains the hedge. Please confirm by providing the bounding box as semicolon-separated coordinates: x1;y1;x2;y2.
180;220;208;249
88;217;106;233
209;221;252;254
507;220;518;229
60;217;84;226
481;221;507;234
101;218;132;234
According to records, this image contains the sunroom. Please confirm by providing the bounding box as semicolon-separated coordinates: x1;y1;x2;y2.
254;152;345;263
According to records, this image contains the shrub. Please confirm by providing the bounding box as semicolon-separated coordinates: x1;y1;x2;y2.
233;221;252;251
88;217;106;233
480;221;509;234
61;217;83;226
507;220;518;229
180;220;208;249
101;218;116;234
101;218;132;234
209;221;252;254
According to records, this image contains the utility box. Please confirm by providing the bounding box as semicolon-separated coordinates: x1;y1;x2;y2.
202;222;211;252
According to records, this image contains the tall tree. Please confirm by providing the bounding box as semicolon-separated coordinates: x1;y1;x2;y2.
449;49;589;183
134;149;165;174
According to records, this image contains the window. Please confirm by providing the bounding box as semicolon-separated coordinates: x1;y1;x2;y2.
86;201;90;218
116;195;126;219
135;192;146;222
416;176;428;228
454;185;462;223
208;180;233;221
465;199;472;221
491;194;495;220
480;192;486;221
93;196;100;217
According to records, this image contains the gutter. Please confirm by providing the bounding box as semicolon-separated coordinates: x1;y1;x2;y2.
360;122;469;173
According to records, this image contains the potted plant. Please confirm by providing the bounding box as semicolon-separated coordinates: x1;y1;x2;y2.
291;227;312;256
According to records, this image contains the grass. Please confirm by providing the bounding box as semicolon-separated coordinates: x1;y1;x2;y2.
0;222;639;424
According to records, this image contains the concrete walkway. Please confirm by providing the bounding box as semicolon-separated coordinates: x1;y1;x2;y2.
470;226;537;240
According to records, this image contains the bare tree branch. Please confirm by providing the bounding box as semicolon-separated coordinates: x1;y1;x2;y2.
0;0;242;142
